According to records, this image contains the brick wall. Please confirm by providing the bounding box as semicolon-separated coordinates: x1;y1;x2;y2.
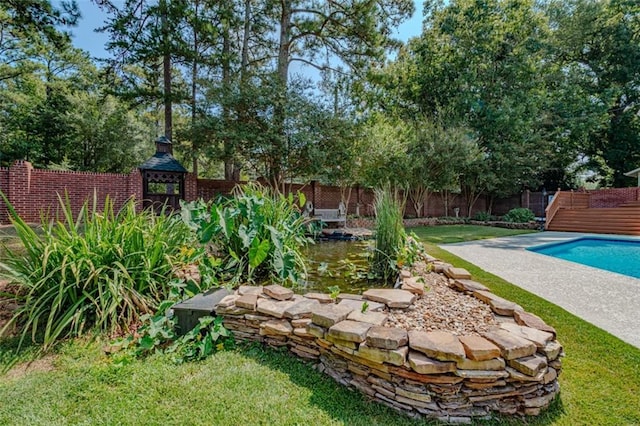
589;187;640;208
0;161;142;224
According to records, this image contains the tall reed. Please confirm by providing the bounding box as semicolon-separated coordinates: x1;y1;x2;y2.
0;193;195;349
372;186;406;284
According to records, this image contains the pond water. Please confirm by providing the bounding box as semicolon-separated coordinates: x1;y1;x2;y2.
297;240;384;294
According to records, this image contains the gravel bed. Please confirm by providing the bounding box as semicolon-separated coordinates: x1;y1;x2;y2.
385;269;497;336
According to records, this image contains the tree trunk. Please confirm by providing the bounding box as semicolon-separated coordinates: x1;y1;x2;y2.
190;0;199;175
271;0;292;191
222;14;236;181
161;0;172;141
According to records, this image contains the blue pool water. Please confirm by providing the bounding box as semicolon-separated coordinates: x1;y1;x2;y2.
528;237;640;279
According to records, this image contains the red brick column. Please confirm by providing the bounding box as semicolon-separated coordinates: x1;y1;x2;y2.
185;172;198;202
8;160;34;221
128;169;143;212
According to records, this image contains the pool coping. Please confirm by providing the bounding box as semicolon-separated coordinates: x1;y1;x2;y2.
440;231;640;349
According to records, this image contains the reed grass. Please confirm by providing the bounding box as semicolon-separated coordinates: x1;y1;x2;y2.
372;186;406;284
0;194;195;349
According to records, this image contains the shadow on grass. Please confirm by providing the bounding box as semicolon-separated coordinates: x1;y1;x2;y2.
0;335;43;374
238;342;566;426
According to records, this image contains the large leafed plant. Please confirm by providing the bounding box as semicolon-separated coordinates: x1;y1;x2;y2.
181;183;311;286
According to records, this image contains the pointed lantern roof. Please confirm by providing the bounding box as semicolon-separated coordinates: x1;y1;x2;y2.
139;136;187;173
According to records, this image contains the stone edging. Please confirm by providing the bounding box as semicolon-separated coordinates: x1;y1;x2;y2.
213;257;562;424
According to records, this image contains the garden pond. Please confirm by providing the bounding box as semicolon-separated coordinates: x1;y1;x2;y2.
298;240;383;294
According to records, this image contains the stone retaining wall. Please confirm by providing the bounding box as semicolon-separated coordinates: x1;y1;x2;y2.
213;259;562;423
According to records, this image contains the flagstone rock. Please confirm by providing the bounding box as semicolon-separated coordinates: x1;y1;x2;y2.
433;262;452;273
235;293;258;310
339;298;385;312
395;387;432;403
482;328;537;360
311;304;354;328
409;330;466;362
457;358;505;371
473;290;523;316
366;326;408;350
400;269;412;279
508;355;547;377
347;310;388;326
326;334;359;350
455;369;509;380
357;343;408;366
363;289;417;308
293;327;315;338
401;276;426;295
263;284;294;301
409;351;457;374
256;297;298;318
539;340;563;361
337;293;363;302
215;294;239;308
458;335;501;361
543;367;557;384
261;319;293;336
238;285;263;296
499;323;553;348
328;320;372;343
445;267;472;280
513;311;556;337
284;298;320;319
304;292;334;304
453;279;489;293
505;367;545;382
306;323;326;339
291;318;312;328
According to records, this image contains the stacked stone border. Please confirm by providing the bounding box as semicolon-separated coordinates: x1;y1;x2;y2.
213;257;562;424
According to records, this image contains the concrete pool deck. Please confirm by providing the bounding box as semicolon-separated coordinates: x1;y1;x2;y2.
441;231;640;349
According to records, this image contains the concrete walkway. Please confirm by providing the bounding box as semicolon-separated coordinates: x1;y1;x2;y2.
442;231;640;349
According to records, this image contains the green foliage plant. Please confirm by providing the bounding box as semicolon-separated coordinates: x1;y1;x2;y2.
503;207;535;223
113;312;233;366
0;193;198;350
473;211;492;221
181;183;312;286
372;186;407;284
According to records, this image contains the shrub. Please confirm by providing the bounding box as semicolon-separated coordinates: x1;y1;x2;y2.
473;211;492;221
181;183;311;286
372;187;406;285
503;207;535;223
0;194;198;349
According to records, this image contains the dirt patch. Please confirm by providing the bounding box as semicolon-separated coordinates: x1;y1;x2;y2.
3;355;56;381
0;280;19;337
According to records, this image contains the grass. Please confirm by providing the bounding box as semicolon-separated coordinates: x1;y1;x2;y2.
0;340;419;425
409;224;537;244
0;224;639;424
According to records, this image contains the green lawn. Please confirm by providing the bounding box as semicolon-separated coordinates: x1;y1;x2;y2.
409;224;537;244
0;225;639;425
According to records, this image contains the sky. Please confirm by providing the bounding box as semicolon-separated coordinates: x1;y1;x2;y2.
66;0;425;60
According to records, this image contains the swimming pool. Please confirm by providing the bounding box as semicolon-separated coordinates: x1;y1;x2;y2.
528;237;640;279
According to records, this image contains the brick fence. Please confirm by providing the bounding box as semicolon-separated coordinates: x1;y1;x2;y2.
0;160;566;224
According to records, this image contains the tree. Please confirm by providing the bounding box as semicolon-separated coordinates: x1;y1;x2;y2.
264;0;413;189
406;117;481;217
548;0;640;186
